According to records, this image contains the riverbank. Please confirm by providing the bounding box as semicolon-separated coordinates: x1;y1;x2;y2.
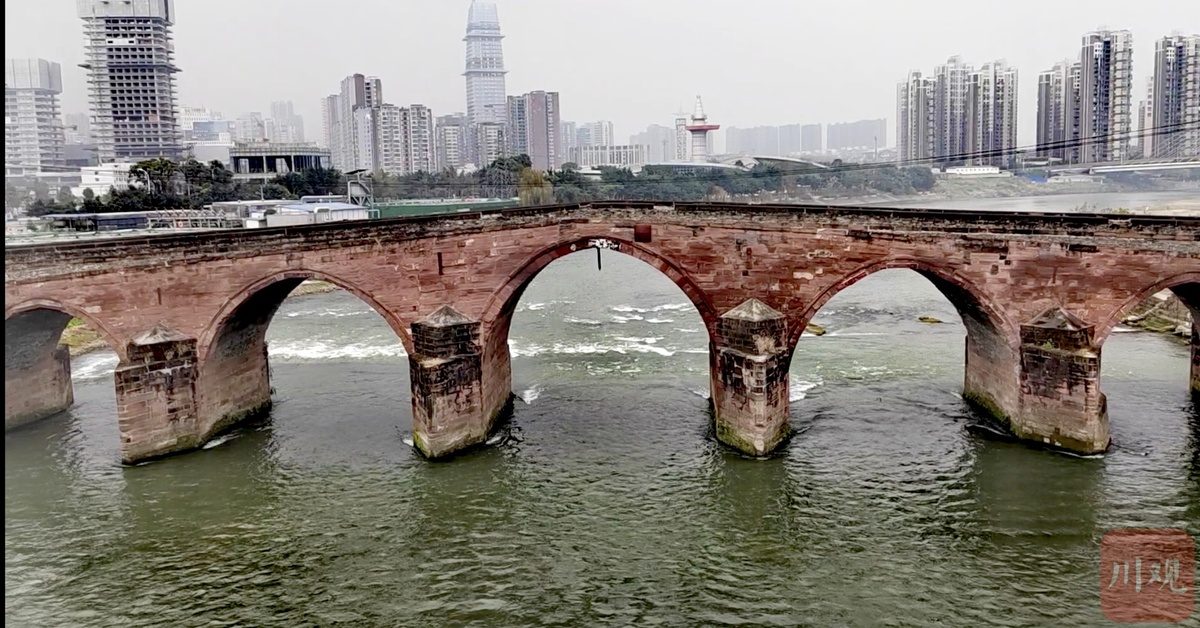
289;280;342;297
1122;291;1193;341
818;179;1200;213
61;319;107;357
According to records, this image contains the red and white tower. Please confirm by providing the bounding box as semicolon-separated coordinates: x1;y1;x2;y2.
684;95;719;163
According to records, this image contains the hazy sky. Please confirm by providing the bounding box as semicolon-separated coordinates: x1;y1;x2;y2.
4;1;1194;147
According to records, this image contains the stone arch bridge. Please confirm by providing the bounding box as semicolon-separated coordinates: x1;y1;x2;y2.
5;202;1198;463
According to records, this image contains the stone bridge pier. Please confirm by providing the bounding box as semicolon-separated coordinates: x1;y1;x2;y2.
408;306;499;458
710;299;791;456
1013;309;1109;453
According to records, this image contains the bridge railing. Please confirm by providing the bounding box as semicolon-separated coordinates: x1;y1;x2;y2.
4;201;1198;259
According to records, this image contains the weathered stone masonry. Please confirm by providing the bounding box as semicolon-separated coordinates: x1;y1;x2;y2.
115;325;201;463
4;202;1198;463
711;299;791;456
408;306;494;458
5;308;74;430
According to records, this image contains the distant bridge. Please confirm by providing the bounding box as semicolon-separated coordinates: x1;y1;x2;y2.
1048;156;1200;175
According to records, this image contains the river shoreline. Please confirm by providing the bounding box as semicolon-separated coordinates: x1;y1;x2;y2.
288;280;341;297
821;180;1200;214
1122;292;1193;341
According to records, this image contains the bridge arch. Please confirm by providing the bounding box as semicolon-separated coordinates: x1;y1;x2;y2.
479;235;718;335
5;298;126;362
471;234;718;439
199;268;414;360
1094;271;1200;346
794;257;1017;350
5;299;126;430
791;257;1021;431
195;268;413;438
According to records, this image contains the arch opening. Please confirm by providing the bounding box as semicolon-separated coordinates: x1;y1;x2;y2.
197;271;411;445
478;238;715;451
790;263;1017;444
1099;276;1199;412
5;303;122;431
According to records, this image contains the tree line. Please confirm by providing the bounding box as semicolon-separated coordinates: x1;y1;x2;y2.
7;155;938;217
8;158;345;217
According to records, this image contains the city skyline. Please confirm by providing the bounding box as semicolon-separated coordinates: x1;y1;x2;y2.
3;1;1187;150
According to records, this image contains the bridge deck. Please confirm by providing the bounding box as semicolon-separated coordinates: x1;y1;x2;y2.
5;201;1197;259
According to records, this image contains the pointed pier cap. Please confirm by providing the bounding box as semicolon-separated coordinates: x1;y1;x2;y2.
131;322;191;345
412;306;481;359
418;305;475;328
721;298;784;322
1027;307;1089;330
719;299;787;355
1021;307;1093;349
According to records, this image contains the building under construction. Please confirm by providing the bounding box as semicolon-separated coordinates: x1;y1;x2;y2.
78;0;183;162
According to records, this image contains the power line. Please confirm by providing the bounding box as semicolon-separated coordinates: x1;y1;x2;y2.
883;121;1197;170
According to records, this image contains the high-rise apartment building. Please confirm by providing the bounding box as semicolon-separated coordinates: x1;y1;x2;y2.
1078;29;1134;163
464;1;507;126
269;101;305;144
799;124;822;153
725;126;775;155
326;73;383;171
966;61;1019;166
436;113;470;171
897;71;935;162
64;112;91;144
506;91;561;170
404;105;435;174
474;122;507;167
575;121;614;148
377;105;406;175
506;96;528;157
235;112;266;142
933;56;973;161
561;121;578;160
1036;59;1079;160
351;106;379;172
377;104;435;175
78;0;182;162
1151;34;1200;159
827;119;887;151
777;124;802;154
1138;76;1155;158
629;124;676;163
5;58;65;173
324;75;432;175
321;95;339;150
